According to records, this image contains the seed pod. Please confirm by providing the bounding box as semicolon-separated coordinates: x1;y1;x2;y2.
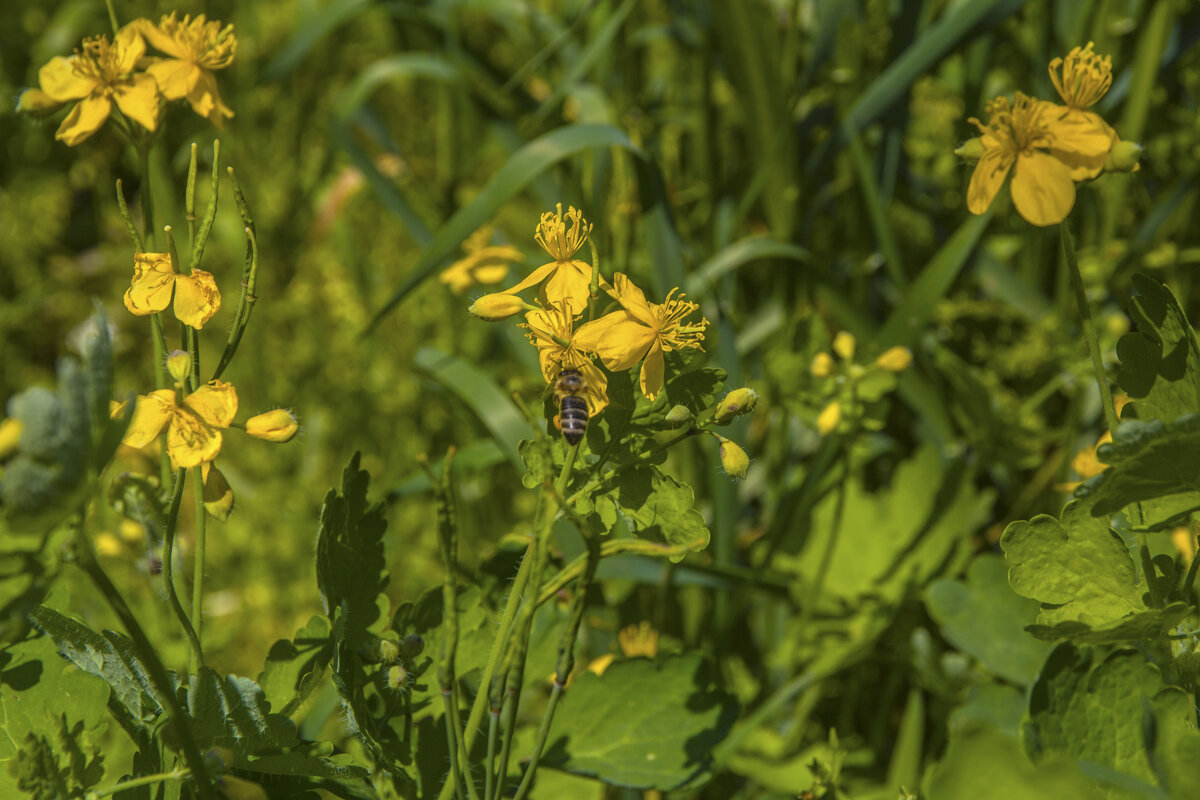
664;405;693;427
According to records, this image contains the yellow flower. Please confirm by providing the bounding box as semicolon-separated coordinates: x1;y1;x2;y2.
966;92;1111;226
122;380;237;469
123;252;222;329
1047;42;1117;180
875;346;913;372
573;273;708;400
817;401;841;435
133;13;236;127
245;409;300;443
439;226;522;294
832;331;856;360
522;301;608;417
35;26;160;145
811;352;835;378
502;205;594;315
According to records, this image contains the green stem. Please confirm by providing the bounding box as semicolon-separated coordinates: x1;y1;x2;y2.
91;768;191;798
138;143;156;251
190;465;207;663
484;708;500;800
76;549;216;799
1060;223;1162;607
103;0;120;34
442;690;466;800
162;468;202;669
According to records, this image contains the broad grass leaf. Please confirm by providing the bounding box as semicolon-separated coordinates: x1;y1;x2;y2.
1027;644;1195;798
924;555;1053;685
1073;416;1200;526
923;724;1103;800
187;667;299;753
542;654;736;790
315;452;388;652
1001;501;1145;628
684;237;811;298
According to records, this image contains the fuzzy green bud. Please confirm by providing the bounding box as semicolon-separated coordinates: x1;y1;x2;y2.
664;405;693;427
1105;140;1142;173
400;633;425;659
715;388;758;423
716;435;749;480
468;293;527;321
166;350;191;384
955;137;985;162
387;664;410;691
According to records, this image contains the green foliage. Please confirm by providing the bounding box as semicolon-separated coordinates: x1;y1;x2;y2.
542;654;736;790
8;719;104;800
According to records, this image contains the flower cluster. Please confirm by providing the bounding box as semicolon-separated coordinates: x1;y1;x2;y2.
19;13;236;146
962;43;1139;226
468;205;711;418
810;333;911;436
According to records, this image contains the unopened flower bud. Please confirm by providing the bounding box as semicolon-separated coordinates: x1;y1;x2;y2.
817;401;841;435
0;418;21;460
875;346;912;372
387;664;410;691
379;639;400;663
665;404;693;427
468;293;526;321
245;409;299;443
1105;140;1142;173
955;137;985;162
832;331;856;360
716;435;749;480
715;388;758;423
166;350;192;384
400;633;425;659
16;88;63;118
811;352;835;378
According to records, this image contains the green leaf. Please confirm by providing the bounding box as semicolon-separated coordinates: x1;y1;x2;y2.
416;347;528;472
543;654;736;790
1025;603;1192;645
684;237;811;298
28;605;165;722
262;0;371;79
8;719;104;800
1027;645;1194;797
923;724;1104;800
1001;501;1146;627
1145;684;1200;800
609;467;710;558
1116;274;1200;425
188;667;298;754
365;124;659;330
258;616;332;716
316;453;388;652
0;635;110;796
1073;416;1200;527
630;367;727;426
925;555;1054;685
948;684;1026;741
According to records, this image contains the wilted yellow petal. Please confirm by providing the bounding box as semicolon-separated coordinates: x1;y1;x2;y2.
172;268;222;329
123;390;176;448
1011;151;1075;226
55;94;112;146
184;381;238;428
201;463;234;521
124;253;176;316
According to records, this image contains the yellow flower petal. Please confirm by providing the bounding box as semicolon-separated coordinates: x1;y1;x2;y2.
574;311;655;372
134;17;190;59
639;341;666;400
167;410;222;468
201;463;234;521
184;381;238;428
55;94;112;146
503;262;558;295
187;69;234;126
576;361;609;417
1011;151;1075;226
146;58;198;99
172;268;222;329
542;260;591;314
113;24;147;73
113;73;162;133
605;273;655;326
38;56;94;101
123;390;175;448
967;149;1013;215
124;253;176;316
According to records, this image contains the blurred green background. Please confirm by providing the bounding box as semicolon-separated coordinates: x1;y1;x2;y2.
3;0;1200;794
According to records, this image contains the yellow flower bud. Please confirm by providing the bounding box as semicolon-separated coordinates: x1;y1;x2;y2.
119;518;145;544
832;331;856;361
817;401;841;435
1105;140;1142;173
811;352;835;378
0;418;22;460
716;435;749;480
95;533;123;557
166;350;192;384
715;388;758;423
468;293;527;321
245;409;299;443
955;137;985;162
875;346;912;372
386;664;410;691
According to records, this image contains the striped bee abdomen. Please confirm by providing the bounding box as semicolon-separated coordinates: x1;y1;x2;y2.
555;368;589;445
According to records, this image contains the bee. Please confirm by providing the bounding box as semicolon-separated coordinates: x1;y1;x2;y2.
554;367;588;445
